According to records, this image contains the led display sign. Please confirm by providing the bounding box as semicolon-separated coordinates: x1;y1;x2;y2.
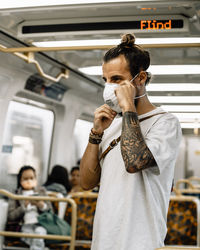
141;20;173;30
22;19;184;34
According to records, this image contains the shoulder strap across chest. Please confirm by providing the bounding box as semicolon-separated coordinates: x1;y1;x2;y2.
99;112;166;161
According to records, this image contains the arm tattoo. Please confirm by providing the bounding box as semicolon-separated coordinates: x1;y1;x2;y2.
121;111;156;173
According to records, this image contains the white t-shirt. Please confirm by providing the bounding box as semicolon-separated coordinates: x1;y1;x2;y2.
91;107;182;250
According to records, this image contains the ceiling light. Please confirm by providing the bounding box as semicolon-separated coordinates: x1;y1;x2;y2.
172;113;200;120
33;37;200;48
79;65;200;75
136;37;200;45
79;66;102;75
180;123;200;129
149;65;200;75
147;84;200;92
0;0;149;9
149;96;200;103
33;39;120;47
161;105;200;112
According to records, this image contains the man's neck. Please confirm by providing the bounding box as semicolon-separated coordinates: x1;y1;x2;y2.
135;96;156;116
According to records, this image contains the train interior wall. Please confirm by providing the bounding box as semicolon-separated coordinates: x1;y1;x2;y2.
0;51;98;192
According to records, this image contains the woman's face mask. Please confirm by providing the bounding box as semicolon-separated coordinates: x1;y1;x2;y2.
103;73;145;113
21;179;37;190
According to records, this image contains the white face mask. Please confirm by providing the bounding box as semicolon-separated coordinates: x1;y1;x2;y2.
103;73;146;113
103;82;121;113
21;179;37;190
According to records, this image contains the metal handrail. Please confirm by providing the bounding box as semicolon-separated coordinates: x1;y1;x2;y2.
65;191;98;247
189;176;200;182
0;189;77;250
0;42;199;82
188;176;200;189
174;179;200;195
69;191;98;199
175;179;195;190
0;45;69;83
1;43;200;53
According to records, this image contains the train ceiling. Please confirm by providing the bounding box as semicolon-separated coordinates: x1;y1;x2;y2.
0;0;200;131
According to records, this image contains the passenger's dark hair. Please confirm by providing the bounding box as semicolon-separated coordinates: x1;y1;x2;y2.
103;33;151;85
44;165;71;192
17;165;36;189
76;158;81;165
70;166;80;175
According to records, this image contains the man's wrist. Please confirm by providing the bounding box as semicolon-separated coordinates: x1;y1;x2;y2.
89;128;104;144
122;104;136;113
91;128;104;136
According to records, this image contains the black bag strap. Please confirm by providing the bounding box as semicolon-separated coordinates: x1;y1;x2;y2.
99;112;166;161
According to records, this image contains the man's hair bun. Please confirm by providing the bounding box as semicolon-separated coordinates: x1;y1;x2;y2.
103;33;151;85
120;34;136;49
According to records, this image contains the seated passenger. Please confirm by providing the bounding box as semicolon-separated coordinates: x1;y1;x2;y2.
70;166;83;193
43;165;71;219
8;165;51;250
43;165;71;196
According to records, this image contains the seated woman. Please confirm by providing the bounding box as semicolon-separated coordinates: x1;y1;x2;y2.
70;166;83;193
43;165;71;196
43;165;71;218
8;165;51;250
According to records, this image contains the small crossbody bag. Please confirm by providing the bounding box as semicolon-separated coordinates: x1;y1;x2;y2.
99;112;166;161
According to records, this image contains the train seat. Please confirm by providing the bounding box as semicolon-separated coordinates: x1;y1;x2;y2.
164;195;200;247
50;191;98;249
51;190;200;249
66;192;97;242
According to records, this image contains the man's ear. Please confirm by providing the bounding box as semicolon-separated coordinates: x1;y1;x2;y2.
139;71;147;85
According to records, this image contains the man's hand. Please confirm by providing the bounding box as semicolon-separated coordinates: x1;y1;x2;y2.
115;80;137;113
93;104;117;134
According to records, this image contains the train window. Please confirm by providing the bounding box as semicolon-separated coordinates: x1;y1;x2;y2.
1;101;54;184
73;118;93;162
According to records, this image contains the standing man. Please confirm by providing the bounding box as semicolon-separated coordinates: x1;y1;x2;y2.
80;33;182;250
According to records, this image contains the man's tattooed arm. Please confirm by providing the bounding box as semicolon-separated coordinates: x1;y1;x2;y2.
121;111;156;173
